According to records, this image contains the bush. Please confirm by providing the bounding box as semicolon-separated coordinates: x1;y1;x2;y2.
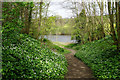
75;37;120;79
2;34;68;79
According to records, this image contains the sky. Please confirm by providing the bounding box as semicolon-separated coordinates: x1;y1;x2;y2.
47;0;109;18
48;2;73;18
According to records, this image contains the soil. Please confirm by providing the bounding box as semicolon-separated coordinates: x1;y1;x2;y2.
63;48;95;79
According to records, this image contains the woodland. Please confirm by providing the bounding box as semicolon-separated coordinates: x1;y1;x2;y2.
1;0;120;79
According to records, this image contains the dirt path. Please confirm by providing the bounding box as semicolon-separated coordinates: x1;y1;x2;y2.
64;48;94;79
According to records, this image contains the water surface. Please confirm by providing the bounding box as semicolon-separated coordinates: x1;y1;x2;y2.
40;35;76;43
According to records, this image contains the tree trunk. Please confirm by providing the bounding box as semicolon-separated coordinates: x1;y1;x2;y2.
24;4;29;34
116;2;120;51
28;3;33;34
97;1;105;38
119;2;120;51
100;2;105;38
108;2;118;47
36;1;43;39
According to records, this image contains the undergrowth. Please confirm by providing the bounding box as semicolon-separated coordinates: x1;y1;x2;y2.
74;37;120;79
2;34;68;79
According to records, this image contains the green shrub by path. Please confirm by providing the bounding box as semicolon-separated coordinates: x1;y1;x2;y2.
75;37;120;79
2;34;68;79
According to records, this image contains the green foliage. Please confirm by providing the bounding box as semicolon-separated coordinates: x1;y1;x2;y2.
2;34;68;79
31;15;74;35
74;37;120;79
2;2;68;79
65;43;78;49
42;38;70;55
72;9;87;43
2;3;21;32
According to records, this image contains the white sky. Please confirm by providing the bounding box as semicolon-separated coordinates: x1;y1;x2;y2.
47;0;110;18
48;2;73;18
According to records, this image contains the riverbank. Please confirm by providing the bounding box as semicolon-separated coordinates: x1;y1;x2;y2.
53;42;73;47
41;39;71;55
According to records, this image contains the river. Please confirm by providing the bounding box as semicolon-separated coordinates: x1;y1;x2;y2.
40;35;76;43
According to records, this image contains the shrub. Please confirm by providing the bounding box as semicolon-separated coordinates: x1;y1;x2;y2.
2;34;68;79
75;38;120;79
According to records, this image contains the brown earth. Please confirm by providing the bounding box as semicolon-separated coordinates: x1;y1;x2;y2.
63;48;95;79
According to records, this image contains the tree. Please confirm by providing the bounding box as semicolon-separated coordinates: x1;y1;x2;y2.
108;1;120;52
97;1;105;38
20;2;34;34
73;9;87;43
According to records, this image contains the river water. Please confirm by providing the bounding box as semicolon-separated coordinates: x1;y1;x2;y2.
40;35;76;43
